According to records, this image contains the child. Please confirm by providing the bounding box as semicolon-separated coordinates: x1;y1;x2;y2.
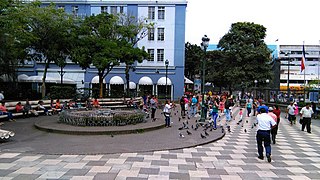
237;108;243;125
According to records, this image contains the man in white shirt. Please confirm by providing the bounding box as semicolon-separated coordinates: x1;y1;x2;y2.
286;102;296;125
256;108;277;163
163;100;171;128
300;103;314;133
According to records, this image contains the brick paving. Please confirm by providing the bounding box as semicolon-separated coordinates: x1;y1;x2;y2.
0;106;319;179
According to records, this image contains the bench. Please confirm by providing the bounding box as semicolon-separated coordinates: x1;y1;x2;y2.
0;99;71;120
0;97;143;120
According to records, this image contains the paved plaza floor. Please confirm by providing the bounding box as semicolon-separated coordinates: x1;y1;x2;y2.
0;106;320;179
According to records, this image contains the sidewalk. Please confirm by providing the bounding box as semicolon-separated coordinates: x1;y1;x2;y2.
0;106;319;179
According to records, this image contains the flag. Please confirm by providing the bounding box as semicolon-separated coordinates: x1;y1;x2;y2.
301;44;306;72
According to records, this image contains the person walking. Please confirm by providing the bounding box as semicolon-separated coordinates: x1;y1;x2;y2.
224;97;232;122
246;99;252;117
180;96;185;117
150;95;157;121
272;105;281;144
286;102;296;125
189;96;198;118
163;100;171;128
300;103;314;133
256;108;277;162
268;107;278;144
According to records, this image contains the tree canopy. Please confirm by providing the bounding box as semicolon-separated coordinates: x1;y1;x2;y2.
217;22;272;92
20;1;75;97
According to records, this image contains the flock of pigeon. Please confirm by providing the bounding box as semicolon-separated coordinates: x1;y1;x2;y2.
176;109;257;139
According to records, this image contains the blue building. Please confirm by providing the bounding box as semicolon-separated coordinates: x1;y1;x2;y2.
18;0;187;100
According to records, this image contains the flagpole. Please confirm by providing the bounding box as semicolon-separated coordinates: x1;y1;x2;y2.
303;41;306;102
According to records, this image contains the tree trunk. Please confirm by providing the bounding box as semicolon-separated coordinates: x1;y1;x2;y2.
125;65;130;97
98;71;104;98
228;86;233;97
41;61;49;98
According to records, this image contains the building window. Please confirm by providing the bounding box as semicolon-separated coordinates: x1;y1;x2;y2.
101;6;108;13
72;6;79;16
58;6;65;11
148;7;155;20
147;49;154;61
111;6;117;15
119;6;124;13
157;49;164;62
148;28;155;41
157;28;164;41
158;7;165;20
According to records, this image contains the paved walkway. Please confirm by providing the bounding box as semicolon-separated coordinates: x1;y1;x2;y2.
0;106;319;179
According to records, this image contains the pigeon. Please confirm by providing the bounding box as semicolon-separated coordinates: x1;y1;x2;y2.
194;126;198;131
179;132;185;138
187;130;192;135
179;117;181;121
205;131;209;136
188;116;190;119
251;125;254;129
177;110;179;113
227;126;231;132
191;125;194;129
254;123;256;127
200;133;206;138
244;129;247;133
195;120;198;123
237;122;240;125
178;127;184;130
246;120;248;123
185;126;189;129
186;121;189;125
183;122;186;127
111;134;114;137
221;128;224;133
174;113;176;116
210;127;213;131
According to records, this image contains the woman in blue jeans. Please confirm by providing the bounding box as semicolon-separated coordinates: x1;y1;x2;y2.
163;100;171;128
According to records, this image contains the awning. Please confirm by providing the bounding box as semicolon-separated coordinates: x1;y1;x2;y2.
91;76;106;83
18;74;29;82
56;78;76;84
138;76;153;85
25;75;57;83
109;76;124;85
129;82;136;89
184;76;193;84
157;77;172;85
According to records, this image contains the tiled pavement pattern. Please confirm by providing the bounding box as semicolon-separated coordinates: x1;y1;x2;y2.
0;107;320;179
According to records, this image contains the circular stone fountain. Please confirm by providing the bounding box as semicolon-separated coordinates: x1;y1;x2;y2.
58;108;145;126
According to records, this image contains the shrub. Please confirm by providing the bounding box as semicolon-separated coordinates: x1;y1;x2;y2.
50;86;76;99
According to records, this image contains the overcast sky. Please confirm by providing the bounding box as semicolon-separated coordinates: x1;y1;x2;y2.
185;0;320;46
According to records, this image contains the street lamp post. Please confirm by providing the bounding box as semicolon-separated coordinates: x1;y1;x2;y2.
199;35;210;123
254;80;258;99
165;59;169;100
285;52;291;101
265;79;270;102
58;66;66;85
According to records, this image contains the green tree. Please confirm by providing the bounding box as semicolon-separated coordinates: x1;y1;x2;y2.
117;14;150;97
185;42;203;80
71;13;121;98
0;0;30;81
217;22;272;95
21;1;75;98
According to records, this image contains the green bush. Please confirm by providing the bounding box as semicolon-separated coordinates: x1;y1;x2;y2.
50;86;76;99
